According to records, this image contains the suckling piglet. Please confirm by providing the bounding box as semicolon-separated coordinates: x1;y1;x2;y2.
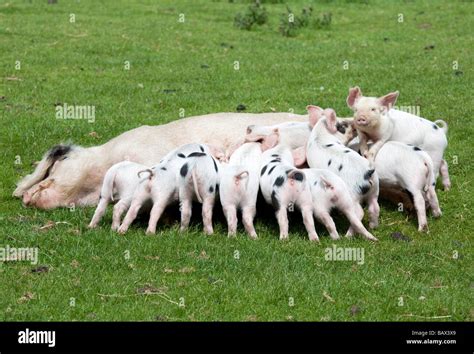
259;139;319;242
88;161;151;230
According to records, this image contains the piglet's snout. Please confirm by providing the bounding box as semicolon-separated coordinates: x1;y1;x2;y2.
356;115;369;125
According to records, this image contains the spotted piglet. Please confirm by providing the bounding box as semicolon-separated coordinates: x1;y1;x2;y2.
260;138;319;242
88;161;151;230
301;168;378;241
178;150;221;235
305;106;380;235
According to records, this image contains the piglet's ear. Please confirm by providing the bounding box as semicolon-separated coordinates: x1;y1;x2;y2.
346;86;362;108
306;105;323;128
292;146;306;167
261;129;279;151
378;91;399;110
325;109;338;134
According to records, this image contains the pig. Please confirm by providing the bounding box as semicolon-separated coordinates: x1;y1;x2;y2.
348;138;442;232
178;150;221;235
15;112;309;210
305;106;380;234
259;139;319;242
219;132;280;239
346;87;450;190
375;142;442;231
117;143;220;234
88;161;151;230
302;168;378;241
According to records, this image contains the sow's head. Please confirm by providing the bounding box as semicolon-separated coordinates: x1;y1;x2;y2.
17;144;92;209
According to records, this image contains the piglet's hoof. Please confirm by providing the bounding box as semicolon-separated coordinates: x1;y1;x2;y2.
418;224;428;233
117;226;128;234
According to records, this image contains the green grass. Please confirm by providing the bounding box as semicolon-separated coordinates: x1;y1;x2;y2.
0;0;473;321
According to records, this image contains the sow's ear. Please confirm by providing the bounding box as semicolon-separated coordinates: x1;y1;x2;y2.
378;91;399;110
292;146;306;167
306;105;323;128
346;86;362;108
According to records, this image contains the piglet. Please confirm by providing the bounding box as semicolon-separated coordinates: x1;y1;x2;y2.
305;106;380;234
372;141;441;231
178;150;221;235
303;168;378;241
88;161;151;230
260;137;319;242
219;131;279;238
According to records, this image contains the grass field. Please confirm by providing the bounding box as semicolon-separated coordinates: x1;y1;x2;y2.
0;0;472;321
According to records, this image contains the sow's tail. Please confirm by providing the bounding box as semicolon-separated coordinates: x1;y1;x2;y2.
13;144;74;197
434;120;448;134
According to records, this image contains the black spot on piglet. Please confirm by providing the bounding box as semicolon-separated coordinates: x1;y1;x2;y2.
338;164;343;171
187;152;207;158
413;146;421;151
327;159;332;167
359;184;371;194
180;163;189;177
364;169;375;180
271;190;280;211
268;166;276;175
261;165;268;176
177;153;186;158
212;158;218;172
290;172;304;181
274;176;285;187
433;124;438;130
209;186;214;193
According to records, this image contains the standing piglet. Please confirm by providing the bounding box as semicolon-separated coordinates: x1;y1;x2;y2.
260;138;319;242
305;106;380;234
346;87;450;190
374;142;442;231
88;161;151;230
178;150;221;235
219;132;279;238
302;168;378;241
